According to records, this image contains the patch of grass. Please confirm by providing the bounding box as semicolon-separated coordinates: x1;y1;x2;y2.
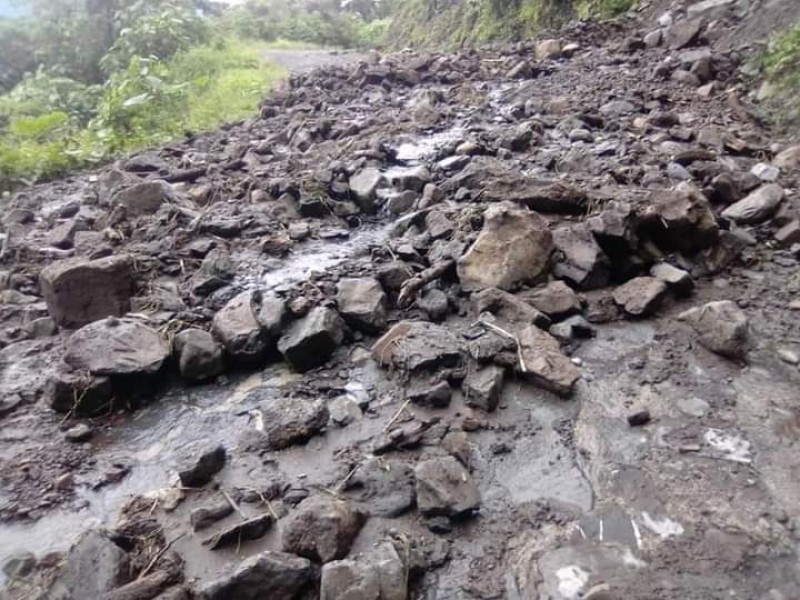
758;20;800;127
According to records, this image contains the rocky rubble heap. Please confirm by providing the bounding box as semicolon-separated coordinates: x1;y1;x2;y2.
2;0;800;598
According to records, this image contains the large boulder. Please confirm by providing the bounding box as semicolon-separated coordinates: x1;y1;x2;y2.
337;277;388;334
721;184;784;225
40;255;134;328
199;551;315;600
517;325;581;397
278;307;345;371
320;541;408;600
551;223;610;290
173;329;224;382
212;291;268;366
282;495;367;563
678;300;749;359
415;456;480;518
64;317;169;377
457;203;553;291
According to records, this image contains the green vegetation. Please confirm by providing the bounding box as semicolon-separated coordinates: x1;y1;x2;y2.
387;0;635;49
759;20;800;125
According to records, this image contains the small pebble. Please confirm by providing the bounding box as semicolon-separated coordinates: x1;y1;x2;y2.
65;423;93;443
777;348;800;365
627;410;651;427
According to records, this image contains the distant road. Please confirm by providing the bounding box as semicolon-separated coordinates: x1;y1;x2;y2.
260;48;367;73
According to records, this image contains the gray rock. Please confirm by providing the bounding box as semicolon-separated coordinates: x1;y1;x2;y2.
337;278;388;334
345;458;416;517
425;209;454;240
552;224;610;290
190;501;234;531
687;0;734;18
244;396;329;450
191;249;235;296
517;325;581;396
212;291;268;365
751;162;781;181
678;300;749;359
386;190;419;215
665;19;702;50
775;220;800;247
46;368;113;415
64;318;169;377
462;365;505;412
650;263;694;296
641;183;718;253
416;288;450;321
372;321;464;372
328;395;363;427
179;445;226;487
599;100;637;117
667;162;693;181
349;168;384;213
199;551;315;600
644;29;662;47
65;423;93;442
415;456;480;518
173;329;224;383
612;277;668;317
773;145;800;169
721;184;784;225
520;281;581;320
549;315;595;341
111;180;175;219
388;165;430;193
257;295;288;338
282;495;367;563
40;255;134;328
535;39;562;60
320;541;407;600
278;307;346;371
457;202;554;291
407;380;452;408
57;530;131;599
203;514;274;550
472;287;550;327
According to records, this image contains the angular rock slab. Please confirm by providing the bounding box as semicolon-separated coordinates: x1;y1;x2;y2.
457;202;554;291
173;328;224;382
54;530;131;599
345;458;417;518
282;495;367;563
721;184;784;225
372;321;464;372
199;551;315;600
520;281;581;320
640;183;718;253
40;255;134;328
679;300;749;359
243;395;330;450
612;277;669;317
64;317;169;377
321;541;408;600
462;365;505;412
517;325;581;397
278;307;345;372
415;456;480;519
552;223;610;290
337;277;388;333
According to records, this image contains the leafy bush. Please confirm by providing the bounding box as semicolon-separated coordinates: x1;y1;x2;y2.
0;69;101;124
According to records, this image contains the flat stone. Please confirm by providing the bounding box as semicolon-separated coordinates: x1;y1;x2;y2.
612;277;668;317
282;495;367;563
750;163;780;182
722;184;785;225
40;255;134;328
320;541;407;600
472;287;550;327
650;263;694;296
372;321;463;372
203;514;274;550
457;202;553;291
345;458;416;518
64;317;169;377
111;180;175;219
415;456;480;519
520;281;581;319
349;168;383;213
407;380;452;408
243;393;329;450
666;19;703;50
56;530;131;598
775;221;800;247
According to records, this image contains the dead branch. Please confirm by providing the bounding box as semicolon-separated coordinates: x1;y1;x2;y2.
397;259;454;308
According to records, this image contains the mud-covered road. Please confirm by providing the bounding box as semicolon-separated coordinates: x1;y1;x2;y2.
1;2;800;599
